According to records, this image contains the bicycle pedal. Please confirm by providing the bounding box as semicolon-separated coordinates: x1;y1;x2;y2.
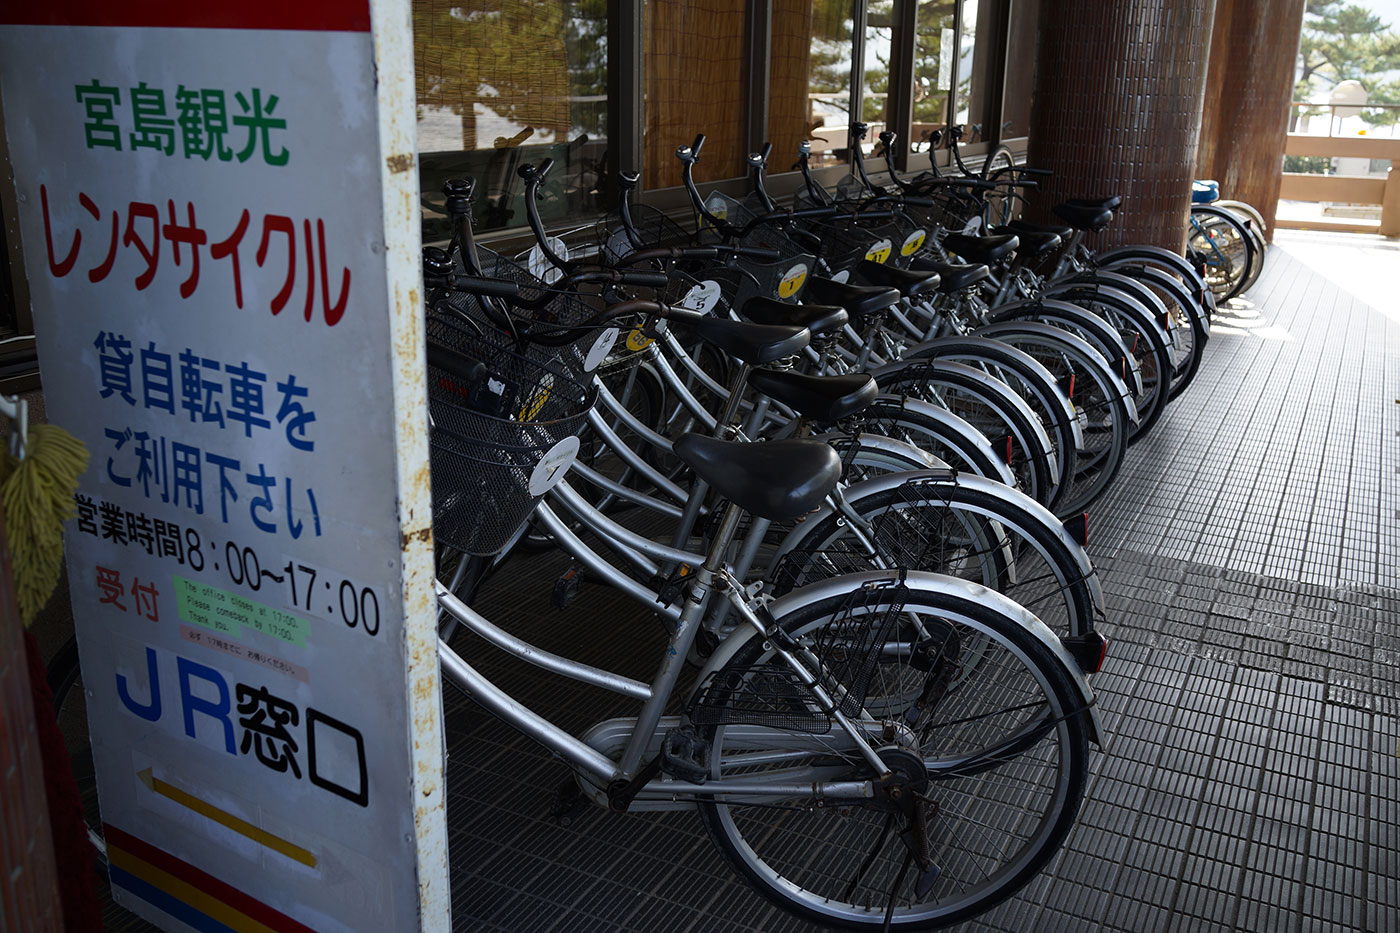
551;564;584;609
655;564;692;606
660;727;709;783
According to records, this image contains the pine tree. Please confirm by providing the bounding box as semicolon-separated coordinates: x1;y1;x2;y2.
1294;0;1400;130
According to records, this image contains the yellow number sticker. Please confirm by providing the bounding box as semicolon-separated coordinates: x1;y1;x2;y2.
625;327;654;351
777;263;809;299
864;239;894;264
901;230;927;257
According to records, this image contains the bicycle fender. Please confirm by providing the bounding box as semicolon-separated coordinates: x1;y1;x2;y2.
695;568;1105;746
864;393;1017;487
1093;244;1207;295
808;430;948;471
974;320;1140;425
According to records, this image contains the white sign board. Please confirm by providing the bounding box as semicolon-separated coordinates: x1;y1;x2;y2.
0;1;448;930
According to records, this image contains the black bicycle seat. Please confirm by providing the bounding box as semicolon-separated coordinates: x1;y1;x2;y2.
1052;202;1114;231
851;259;940;299
908;259;990;294
747;369;878;422
672;433;842;521
1006;218;1074;240
741;296;848;336
941;233;1019;265
992;226;1061;257
804;277;900;321
695;317;809;366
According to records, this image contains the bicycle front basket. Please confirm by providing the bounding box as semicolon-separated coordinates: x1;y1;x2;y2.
427;305;596;556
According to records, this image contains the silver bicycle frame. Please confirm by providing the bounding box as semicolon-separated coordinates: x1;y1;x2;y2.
436;505;893;798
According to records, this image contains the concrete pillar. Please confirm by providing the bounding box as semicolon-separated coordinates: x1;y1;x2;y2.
1026;0;1217;252
1196;0;1306;242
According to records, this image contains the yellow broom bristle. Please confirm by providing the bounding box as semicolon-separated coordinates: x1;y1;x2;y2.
2;423;89;625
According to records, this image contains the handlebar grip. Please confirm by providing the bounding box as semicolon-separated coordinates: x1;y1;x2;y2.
949;125;964;140
618;170;640;190
850;121;869;139
1020;166;1053;177
797;139;811;157
617;271;671;288
449;274;521;299
898;196;935;208
427;342;489;386
760;141;772;162
671;247;720;260
536;158;555;183
878;130;896;146
728;245;783;261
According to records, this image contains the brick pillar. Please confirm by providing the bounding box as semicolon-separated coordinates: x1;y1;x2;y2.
0;510;64;931
1196;0;1305;242
1026;0;1218;252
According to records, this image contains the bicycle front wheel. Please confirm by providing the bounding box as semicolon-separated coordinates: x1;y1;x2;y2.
695;573;1090;930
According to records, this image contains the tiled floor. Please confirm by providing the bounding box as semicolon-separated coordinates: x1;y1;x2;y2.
97;229;1400;931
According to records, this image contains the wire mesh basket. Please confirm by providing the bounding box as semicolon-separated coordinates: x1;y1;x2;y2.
699;191;816;305
597;203;698;266
443;246;602;376
795;180;931;270
426;304;596;556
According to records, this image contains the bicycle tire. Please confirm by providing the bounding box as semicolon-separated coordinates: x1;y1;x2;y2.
869;359;1058;507
979;146;1019;226
1214;198;1265;233
1091;244;1209;309
1106;264;1208;399
772;470;1103;640
896;336;1080;509
695;572;1090;930
861;396;1017;488
988;297;1144;398
1039;281;1173;441
1187;206;1255;302
975;321;1135;516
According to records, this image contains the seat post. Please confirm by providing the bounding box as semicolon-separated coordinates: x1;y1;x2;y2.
716;362;753;431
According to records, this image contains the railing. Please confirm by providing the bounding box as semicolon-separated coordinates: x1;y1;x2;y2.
1278;102;1400;236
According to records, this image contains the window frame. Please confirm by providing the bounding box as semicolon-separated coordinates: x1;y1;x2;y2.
414;0;1030;249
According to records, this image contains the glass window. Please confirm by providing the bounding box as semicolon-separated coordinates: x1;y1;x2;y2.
911;0;956;150
1000;0;1038;140
413;0;609;239
859;0;896;154
953;0;997;143
771;0;858;168
643;0;748;189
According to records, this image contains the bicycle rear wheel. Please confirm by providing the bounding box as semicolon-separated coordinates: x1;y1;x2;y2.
694;573;1090;930
1187;206;1255;302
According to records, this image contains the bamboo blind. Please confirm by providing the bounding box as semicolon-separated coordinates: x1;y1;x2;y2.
413;0;572;151
644;0;749;188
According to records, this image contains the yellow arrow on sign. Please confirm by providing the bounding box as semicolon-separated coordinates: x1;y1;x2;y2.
138;768;318;868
